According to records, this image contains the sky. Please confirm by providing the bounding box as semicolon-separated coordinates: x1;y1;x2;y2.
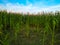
0;0;60;14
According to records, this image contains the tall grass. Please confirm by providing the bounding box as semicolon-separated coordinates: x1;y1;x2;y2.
0;11;60;45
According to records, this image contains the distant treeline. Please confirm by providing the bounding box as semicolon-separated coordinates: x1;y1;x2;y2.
0;11;60;45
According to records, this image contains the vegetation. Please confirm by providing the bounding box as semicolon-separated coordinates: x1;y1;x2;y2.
0;11;60;45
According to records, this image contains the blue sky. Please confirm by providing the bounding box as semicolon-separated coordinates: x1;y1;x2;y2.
0;0;60;6
0;0;60;14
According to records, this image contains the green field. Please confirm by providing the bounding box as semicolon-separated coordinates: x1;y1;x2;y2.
0;11;60;45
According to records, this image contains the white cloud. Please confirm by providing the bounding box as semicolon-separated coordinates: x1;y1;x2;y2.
0;3;60;14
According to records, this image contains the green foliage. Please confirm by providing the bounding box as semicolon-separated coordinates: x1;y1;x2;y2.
0;11;60;45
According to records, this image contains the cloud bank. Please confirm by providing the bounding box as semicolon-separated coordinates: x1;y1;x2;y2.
0;3;60;14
